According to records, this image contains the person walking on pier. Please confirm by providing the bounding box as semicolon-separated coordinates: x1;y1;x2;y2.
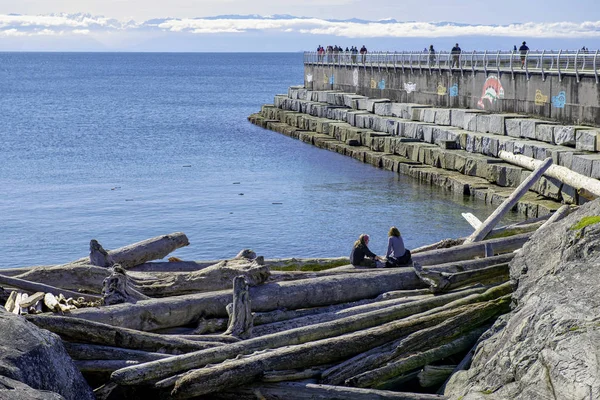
360;45;368;64
351;46;358;63
519;41;529;68
451;43;461;68
385;227;412;268
428;45;436;66
350;234;382;267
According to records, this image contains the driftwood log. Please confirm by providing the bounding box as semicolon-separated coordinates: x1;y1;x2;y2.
465;157;553;243
414;263;509;294
64;342;171;362
223;276;253;339
111;287;486;386
0;273;101;302
201;382;448;400
77;232;190;269
101;265;150;305
166;300;507;399
25;315;224;354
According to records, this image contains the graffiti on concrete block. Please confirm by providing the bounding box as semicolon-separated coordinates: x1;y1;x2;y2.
437;84;447;96
552;91;566;108
534;89;548;106
306;74;313;83
370;78;377;89
329;75;335;85
404;82;417;93
477;75;505;109
323;73;328;84
449;84;459;97
353;69;359;86
378;79;386;90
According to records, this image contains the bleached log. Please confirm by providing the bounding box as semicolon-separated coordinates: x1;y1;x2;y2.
75;232;190;269
347;327;490;388
113;287;485;386
413;232;532;266
461;213;482;229
418;365;457;388
134;259;270;297
64;342;170;362
414;263;509;294
66;269;426;332
465;157;553;243
19;292;45;308
43;292;60;312
14;264;109;294
378;289;433;300
172;335;241;344
0;273;101;302
90;239;113;267
204;382;447;400
224;276;253;339
411;238;465;254
25;315;224;354
499;150;600;197
76;360;142;373
423;253;514;273
4;291;17;313
19;293;29;315
321;284;511;385
251;294;432;337
102;265;150;305
539;204;572;230
262;367;325;383
167;305;488;398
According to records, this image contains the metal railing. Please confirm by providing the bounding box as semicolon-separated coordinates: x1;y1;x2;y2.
304;50;600;82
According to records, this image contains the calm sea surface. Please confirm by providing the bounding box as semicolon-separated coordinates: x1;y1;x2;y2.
0;53;521;268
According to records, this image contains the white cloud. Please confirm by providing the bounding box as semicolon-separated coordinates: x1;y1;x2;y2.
1;13;600;40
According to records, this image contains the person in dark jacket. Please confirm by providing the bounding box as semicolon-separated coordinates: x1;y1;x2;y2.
451;43;461;68
385;226;412;268
350;234;381;267
519;41;529;68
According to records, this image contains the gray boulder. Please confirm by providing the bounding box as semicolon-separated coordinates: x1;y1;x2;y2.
0;309;94;400
0;375;64;400
445;199;600;399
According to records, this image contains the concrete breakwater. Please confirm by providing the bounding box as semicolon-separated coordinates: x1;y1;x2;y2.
248;86;600;218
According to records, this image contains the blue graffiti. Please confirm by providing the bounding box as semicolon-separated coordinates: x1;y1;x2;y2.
449;84;459;97
378;79;386;90
552;91;566;108
329;75;335;85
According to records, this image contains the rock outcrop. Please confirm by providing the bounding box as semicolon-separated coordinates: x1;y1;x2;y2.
0;309;94;400
445;199;600;399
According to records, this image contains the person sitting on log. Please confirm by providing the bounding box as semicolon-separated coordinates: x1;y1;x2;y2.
385;226;412;268
350;234;383;267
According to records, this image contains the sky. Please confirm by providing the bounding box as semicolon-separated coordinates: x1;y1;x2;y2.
1;0;599;51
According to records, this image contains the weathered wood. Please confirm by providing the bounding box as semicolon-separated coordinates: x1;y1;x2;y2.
413;232;532;266
411;238;465;254
14;264;109;294
466;157;553;243
499;150;600;197
134;258;270;297
19;292;45;308
424;254;514;273
43;292;60;312
262;367;325;383
4;291;17;313
112;288;481;386
418;365;456;389
0;273;101;302
224;276;253;339
172;335;241;344
90;239;113;267
167;305;484;398
102;265;150;305
461;213;482;229
202;382;448;400
66;268;426;332
75;360;142;373
414;264;509;294
320;284;511;385
193;317;228;334
251;294;433;337
25;315;224;354
539;204;572;230
77;232;190;269
378;289;433;300
348;327;489;388
64;342;171;362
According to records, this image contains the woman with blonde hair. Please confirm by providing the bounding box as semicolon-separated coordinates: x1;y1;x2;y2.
350;234;382;267
385;226;412;267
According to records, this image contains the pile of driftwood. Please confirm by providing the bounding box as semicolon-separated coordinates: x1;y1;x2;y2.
0;158;576;399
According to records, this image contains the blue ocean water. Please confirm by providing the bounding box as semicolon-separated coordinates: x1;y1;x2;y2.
0;52;520;268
